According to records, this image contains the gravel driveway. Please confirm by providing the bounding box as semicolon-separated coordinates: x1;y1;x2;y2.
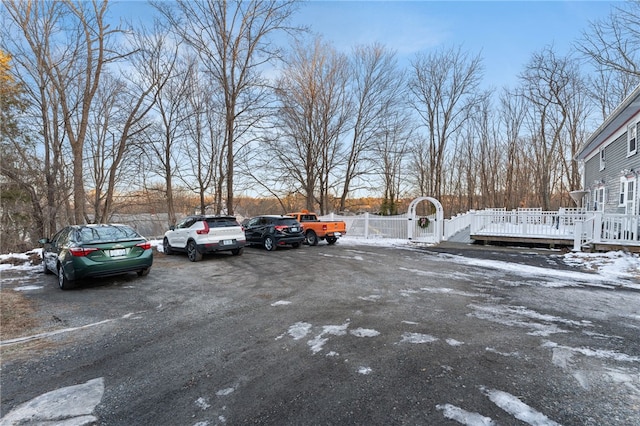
1;242;639;425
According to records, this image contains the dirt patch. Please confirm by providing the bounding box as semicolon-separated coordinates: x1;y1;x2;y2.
0;289;38;340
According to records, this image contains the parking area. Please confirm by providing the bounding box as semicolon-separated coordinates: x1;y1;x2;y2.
1;242;639;425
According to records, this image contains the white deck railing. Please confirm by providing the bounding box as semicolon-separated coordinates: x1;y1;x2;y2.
322;209;640;251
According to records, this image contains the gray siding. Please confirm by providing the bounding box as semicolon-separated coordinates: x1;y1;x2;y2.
583;130;640;213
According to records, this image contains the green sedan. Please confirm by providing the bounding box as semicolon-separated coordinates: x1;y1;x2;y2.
40;224;153;290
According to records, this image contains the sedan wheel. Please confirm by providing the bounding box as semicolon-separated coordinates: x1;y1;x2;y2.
42;258;52;275
57;264;75;290
187;240;203;262
137;267;150;277
263;236;276;251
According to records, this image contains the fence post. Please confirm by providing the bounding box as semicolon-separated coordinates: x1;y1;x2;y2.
364;212;369;240
573;220;583;252
594;212;602;243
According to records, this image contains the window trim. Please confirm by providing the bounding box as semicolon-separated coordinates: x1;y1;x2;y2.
627;122;638;157
599;147;606;170
593;186;605;211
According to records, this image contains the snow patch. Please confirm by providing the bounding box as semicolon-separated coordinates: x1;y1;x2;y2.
400;332;438;344
436;403;496;425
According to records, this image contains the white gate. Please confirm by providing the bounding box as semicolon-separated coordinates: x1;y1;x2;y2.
407;197;444;243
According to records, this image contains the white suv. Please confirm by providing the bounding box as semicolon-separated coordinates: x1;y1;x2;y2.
163;215;246;262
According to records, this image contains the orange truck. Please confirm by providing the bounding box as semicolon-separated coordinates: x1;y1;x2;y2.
287;210;347;246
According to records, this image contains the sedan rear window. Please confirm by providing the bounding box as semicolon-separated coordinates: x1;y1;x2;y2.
78;225;141;243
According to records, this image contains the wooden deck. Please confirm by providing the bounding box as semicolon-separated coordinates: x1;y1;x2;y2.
471;234;640;253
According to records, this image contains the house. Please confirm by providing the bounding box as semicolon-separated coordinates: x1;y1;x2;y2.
575;84;640;215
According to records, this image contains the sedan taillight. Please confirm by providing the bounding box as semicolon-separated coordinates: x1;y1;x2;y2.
69;247;99;257
136;242;152;250
196;221;210;235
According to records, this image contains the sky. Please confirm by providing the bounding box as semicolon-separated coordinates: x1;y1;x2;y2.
110;0;621;89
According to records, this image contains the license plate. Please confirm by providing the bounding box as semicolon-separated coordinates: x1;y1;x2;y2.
110;249;127;257
222;239;233;245
290;227;298;232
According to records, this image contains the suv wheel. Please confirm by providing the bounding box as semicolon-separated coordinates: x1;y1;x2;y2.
163;237;173;255
187;240;203;262
232;248;244;256
264;236;276;251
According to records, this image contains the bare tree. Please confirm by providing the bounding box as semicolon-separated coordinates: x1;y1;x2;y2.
519;46;574;210
339;43;404;212
373;110;413;215
409;46;484;201
269;37;351;214
141;47;189;226
498;88;527;210
4;0;129;224
560;70;591;197
179;66;226;214
587;65;640;121
155;0;300;215
577;0;640;79
88;23;165;223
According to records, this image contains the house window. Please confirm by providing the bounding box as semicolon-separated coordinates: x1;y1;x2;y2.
619;176;638;214
593;186;605;211
599;147;606;170
628;122;638;156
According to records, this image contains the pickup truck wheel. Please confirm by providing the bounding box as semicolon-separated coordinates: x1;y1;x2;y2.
326;236;338;245
264;236;276;251
305;230;318;246
163;237;174;255
187;240;203;262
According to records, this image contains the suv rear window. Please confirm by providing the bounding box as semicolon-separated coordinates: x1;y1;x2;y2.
275;218;299;227
205;217;240;228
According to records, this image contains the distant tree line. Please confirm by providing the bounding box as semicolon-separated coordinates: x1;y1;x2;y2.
1;0;639;252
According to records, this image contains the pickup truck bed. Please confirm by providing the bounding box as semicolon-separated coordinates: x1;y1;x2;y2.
287;211;347;245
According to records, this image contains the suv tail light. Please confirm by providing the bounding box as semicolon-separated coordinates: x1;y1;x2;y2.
275;225;287;232
136;242;152;250
69;247;99;257
196;221;210;235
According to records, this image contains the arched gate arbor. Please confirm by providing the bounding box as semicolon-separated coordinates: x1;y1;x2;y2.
407;197;444;243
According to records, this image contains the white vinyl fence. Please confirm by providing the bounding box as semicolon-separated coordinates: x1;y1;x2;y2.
322;208;640;251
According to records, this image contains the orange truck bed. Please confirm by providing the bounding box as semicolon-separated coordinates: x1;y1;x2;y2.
287;211;346;246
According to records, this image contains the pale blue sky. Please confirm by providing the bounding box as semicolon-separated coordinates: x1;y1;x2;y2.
112;0;620;88
291;0;619;88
